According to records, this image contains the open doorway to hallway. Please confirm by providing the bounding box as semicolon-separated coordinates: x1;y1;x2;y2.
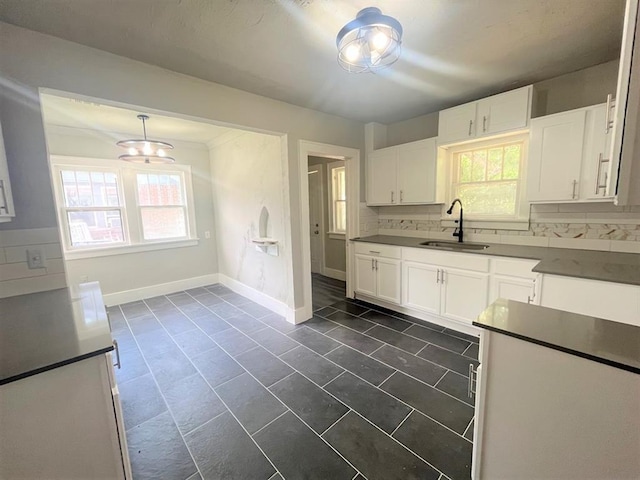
307;156;347;310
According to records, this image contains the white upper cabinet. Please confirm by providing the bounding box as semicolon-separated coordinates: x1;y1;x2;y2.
438;85;532;146
527;109;586;202
0;118;15;223
581;103;614;200
366;137;440;206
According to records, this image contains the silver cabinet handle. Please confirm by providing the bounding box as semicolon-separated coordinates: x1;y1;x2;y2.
400;190;403;203
468;364;477;398
0;179;8;214
391;191;394;203
371;258;375;270
375;259;378;271
571;180;578;199
441;270;445;284
113;339;121;369
595;154;610;195
605;93;614;134
483;115;487;132
369;250;380;254
468;119;473;136
436;269;440;284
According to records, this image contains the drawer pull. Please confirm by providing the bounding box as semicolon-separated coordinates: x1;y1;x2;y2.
113;340;121;369
468;364;477;398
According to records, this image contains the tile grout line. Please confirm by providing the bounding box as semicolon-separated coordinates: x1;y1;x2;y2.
390;408;414;437
322;369;347;388
462;416;475;438
266;370;297;389
318;408;353;437
432;370;449;389
376;370;398;389
250;409;291;438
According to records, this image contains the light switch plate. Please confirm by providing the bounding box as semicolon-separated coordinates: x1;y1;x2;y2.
27;248;45;269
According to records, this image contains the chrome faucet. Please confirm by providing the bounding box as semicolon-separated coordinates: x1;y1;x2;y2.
447;198;464;243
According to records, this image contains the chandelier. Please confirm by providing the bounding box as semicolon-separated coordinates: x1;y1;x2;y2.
117;114;175;164
336;7;403;73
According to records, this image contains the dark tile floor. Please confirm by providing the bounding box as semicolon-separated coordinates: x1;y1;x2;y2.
109;277;478;480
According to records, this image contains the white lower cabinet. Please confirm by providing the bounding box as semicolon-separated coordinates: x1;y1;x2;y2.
376;257;402;304
354;243;401;304
355;254;377;297
401;253;490;325
489;257;540;305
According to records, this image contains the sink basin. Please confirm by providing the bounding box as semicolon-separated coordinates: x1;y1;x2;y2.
419;241;490;251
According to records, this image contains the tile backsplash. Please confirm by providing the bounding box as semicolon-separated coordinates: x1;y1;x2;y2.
361;203;640;253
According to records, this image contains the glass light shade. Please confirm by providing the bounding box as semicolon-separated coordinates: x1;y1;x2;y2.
336;7;403;73
117;115;175;164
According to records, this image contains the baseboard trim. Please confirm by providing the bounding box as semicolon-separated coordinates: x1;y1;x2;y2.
323;268;346;281
217;274;298;323
103;273;219;306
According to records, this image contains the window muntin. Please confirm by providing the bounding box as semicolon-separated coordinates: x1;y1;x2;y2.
328;163;346;233
59;168;126;248
136;173;187;240
450;139;527;220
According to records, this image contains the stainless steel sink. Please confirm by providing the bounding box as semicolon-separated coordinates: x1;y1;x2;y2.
419;240;490;250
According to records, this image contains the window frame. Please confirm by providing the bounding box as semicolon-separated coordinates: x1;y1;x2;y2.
445;133;530;228
327;160;346;237
51;156;198;259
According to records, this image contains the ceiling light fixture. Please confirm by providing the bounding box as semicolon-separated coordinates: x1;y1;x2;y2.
336;7;403;73
117;114;175;164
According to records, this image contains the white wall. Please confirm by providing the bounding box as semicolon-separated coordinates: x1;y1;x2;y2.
0;21;365;308
44;126;218;300
209;131;289;304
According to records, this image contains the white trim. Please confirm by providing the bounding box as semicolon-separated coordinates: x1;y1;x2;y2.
328;232;346;240
64;238;199;260
298;140;361;318
102;273;219;306
217;273;297;323
323;267;347;281
327;160;346;235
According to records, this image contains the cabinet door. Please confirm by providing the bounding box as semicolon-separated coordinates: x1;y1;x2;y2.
489;275;536;304
441;268;489;324
438;102;477;145
355;254;377;297
402;261;440;315
0;120;15;222
527;110;586;202
367;148;397;205
477;86;531;136
376;257;401;304
581;104;614;200
397;138;437;204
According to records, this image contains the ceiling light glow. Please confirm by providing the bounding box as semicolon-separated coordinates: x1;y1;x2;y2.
116;115;175;164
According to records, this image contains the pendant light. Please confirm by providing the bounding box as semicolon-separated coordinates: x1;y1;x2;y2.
117;114;175;164
336;7;403;73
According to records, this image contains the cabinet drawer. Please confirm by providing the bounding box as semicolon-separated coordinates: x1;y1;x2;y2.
491;257;538;278
402;247;490;272
354;242;401;259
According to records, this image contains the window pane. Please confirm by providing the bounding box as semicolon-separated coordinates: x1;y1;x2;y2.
137;173;184;206
503;144;521;179
67;210;124;247
61;169;121;207
471;150;487;182
459;153;472;183
334;200;346;232
487;148;503;181
140;207;186;240
334;168;346;201
456;182;518;216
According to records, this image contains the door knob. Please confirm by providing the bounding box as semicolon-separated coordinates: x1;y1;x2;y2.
314;230;319;234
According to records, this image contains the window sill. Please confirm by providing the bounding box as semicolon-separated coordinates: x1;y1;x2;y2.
64;238;199;260
441;219;530;231
327;232;346;240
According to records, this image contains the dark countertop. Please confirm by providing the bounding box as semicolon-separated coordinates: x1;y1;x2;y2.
0;282;113;385
351;235;640;286
473;299;640;374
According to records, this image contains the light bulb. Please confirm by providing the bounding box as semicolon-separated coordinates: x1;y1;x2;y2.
157;148;166;157
143;141;152;155
372;31;389;50
128;147;137;156
345;44;361;62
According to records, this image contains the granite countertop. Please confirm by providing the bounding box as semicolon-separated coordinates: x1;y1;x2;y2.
473;299;640;374
0;282;113;385
351;235;640;286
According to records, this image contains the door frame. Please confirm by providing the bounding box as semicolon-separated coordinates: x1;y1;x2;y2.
307;163;326;275
298;140;360;321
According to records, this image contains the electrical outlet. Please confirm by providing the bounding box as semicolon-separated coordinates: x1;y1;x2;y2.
204;231;211;239
27;248;45;269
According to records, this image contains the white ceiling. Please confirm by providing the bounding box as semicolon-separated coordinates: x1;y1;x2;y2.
40;93;238;145
1;0;626;123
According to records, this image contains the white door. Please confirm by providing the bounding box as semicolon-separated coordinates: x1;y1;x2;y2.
367;148;397;205
476;86;531;136
397;138;437;204
438;102;477;145
354;254;377;297
440;268;490;324
402;261;440;315
489;275;536;305
376;257;401;304
308;166;324;274
527;110;586;202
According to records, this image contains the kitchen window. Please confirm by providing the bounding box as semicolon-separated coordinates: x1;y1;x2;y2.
328;161;346;236
448;134;529;224
51;156;197;258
